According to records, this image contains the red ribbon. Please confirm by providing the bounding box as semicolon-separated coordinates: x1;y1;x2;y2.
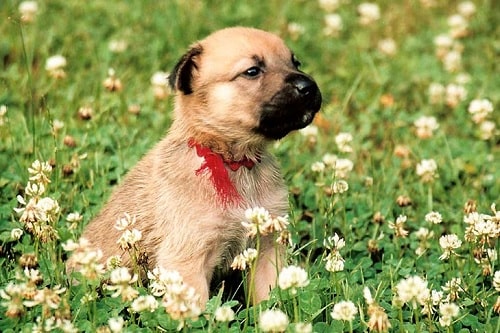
188;139;256;206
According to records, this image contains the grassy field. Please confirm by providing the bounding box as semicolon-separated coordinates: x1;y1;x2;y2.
0;0;499;332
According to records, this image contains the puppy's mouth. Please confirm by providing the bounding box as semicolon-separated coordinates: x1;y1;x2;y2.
255;73;322;140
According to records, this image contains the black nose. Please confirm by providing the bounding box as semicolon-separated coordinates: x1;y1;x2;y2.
288;74;317;96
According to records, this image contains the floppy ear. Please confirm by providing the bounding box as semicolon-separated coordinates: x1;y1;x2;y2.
168;44;203;95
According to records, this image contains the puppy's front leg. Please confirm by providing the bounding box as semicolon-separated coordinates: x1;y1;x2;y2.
155;252;211;306
253;236;284;303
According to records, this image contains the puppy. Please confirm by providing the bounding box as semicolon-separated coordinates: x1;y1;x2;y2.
69;27;321;305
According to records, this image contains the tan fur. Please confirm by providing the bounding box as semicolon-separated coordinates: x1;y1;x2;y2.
68;27;321;306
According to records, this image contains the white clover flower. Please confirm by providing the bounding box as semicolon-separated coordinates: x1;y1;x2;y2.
479;121;496;140
151;71;169;87
395;276;430;307
440;303;460;318
335;132;353;153
106;268;139;301
66;212;83;229
428;82;445;104
415;227;434;240
448;14;468;38
23;268;42;286
439;314;452;327
324;233;345;250
61;238;85;252
278;265;309;294
299;125;318;138
108;39;128;53
106;255;122;270
463;212;484;225
147;267;183;297
103;68;123;92
261;214;289;235
363;287;374;305
25;181;45;198
56;318;77;333
431;290;444;306
420;0;437;8
416;159;438;183
28;160;52;185
130;295;159;313
458;1;476;18
443;50;462;72
151;71;170;100
414;116;439;139
109;267;137;285
332;180;349;194
242;207;273;237
161;277;202;325
468;99;493;124
475;248;497;272
439;234;462;260
489;203;500;223
377;38;397;56
358;3;380;25
311;161;326;173
322;153;338;167
323;234;346;272
214;305;235;322
445;83;467;107
331;300;358;321
23;285;66;309
10;228;24;241
472;219;499;238
259;309;289;332
319;0;341;12
36;197;60;223
425;211;443;224
323;14;343;37
434;34;454;52
325;253;345;272
388;215;409;238
14;196;43;224
45;55;67;78
117;228;142;250
366;303;391;332
442;278;463;301
0;105;6;126
287;22;306;40
231;248;258;270
439;303;460;327
294;322;313;333
454;73;471;85
19;1;38;22
114;213;136;231
0;282;26;318
333;158;353;179
108;316;124;333
493;271;500;292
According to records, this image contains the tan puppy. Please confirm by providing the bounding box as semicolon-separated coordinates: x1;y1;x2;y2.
70;27;321;305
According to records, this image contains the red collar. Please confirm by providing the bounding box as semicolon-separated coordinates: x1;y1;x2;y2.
188;139;258;206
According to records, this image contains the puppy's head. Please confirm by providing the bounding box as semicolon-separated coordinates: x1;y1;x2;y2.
169;27;322;149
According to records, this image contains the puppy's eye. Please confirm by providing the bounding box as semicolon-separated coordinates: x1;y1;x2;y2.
243;66;262;78
292;55;301;69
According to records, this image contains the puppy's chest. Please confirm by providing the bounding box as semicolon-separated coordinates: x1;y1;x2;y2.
212;167;287;267
230;164;287;210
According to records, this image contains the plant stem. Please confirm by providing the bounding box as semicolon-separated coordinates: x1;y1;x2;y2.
427;186;433;212
398;308;404;333
293;294;300;322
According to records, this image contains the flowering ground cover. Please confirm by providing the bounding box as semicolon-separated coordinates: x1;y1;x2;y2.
0;0;498;332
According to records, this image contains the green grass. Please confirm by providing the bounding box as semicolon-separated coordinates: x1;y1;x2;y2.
0;0;499;332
